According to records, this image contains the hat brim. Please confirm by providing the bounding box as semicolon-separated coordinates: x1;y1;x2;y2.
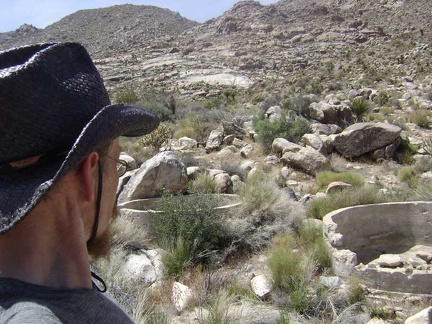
0;104;159;234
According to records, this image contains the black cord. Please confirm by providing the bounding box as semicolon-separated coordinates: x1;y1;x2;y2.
88;160;102;245
90;270;107;293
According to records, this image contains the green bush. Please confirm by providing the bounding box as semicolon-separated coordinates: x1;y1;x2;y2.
348;280;366;304
151;193;230;273
350;97;371;122
139;123;172;149
298;223;331;272
268;243;303;291
397;165;418;188
287;117;310;143
188;172;217;194
306;186;389;219
253;111;289;153
290;288;311;314
282;96;313;115
114;88;139;104
315;171;364;190
253;112;310;153
238;172;279;214
162;237;193;277
135;99;173;122
407;109;431;128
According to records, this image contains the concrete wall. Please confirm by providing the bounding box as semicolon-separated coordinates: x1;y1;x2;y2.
323;201;432;293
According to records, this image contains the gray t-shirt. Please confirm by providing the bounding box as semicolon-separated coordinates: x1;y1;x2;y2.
0;278;134;323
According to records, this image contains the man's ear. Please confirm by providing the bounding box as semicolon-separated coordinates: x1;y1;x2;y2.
78;152;100;201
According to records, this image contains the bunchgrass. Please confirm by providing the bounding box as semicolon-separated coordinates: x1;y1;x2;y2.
188;172;217;194
196;289;235;324
150;193;231;276
298;223;331;272
306;186;389;219
238;172;279;214
315;171;364;190
406;109;431;128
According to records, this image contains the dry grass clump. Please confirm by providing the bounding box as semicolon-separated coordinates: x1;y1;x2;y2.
267;224;349;319
306;185;390;219
188;172;218;194
406;108;431;128
315;170;364;190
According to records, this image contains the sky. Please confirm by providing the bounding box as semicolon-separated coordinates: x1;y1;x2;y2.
0;0;278;33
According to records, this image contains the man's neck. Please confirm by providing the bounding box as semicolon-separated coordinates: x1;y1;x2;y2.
0;199;93;289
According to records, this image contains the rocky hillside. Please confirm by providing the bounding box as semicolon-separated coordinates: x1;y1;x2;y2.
0;4;199;57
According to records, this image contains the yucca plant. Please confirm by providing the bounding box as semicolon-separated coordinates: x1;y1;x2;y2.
350;97;370;122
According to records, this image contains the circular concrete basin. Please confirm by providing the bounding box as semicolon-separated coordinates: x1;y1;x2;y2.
323;201;432;294
118;194;241;228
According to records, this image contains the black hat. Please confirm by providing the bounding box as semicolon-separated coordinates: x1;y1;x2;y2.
0;42;159;234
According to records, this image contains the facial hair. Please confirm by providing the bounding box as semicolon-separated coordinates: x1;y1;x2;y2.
87;205;118;259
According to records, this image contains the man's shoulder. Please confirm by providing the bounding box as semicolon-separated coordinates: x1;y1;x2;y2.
0;278;134;324
0;301;62;323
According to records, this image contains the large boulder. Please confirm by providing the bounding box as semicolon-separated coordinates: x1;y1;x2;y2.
308;101;353;127
333;122;401;158
281;146;330;175
118;151;188;202
205;124;224;153
271;138;302;155
405;307;432;324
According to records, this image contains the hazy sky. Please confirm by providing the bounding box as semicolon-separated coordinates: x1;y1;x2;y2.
0;0;278;33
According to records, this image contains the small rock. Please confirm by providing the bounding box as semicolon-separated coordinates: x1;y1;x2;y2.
172;282;193;313
405;306;432;324
375;254;403;268
251;274;271;298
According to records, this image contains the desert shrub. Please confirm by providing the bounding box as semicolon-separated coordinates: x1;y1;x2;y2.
268;238;303;291
348;280;366;304
282;95;313;115
307;186;389;219
196;289;234;324
259;93;283;111
287;117;310;143
189;172;217;194
406;109;431;127
290;287;311;314
173;126;198;139
298;223;331;272
379;105;394;116
238;172;280;214
350;97;371;122
114;87;139;104
253;111;289;153
423;137;432;154
397;165;419;188
375;90;389;106
175;111;214;143
135;99;173;121
162;237;194;277
315;171;364;190
253;112;310;153
368;303;387;320
396;138;418;164
151;193;230;274
139;123;172;150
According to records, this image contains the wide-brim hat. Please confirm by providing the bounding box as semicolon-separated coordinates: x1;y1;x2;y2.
0;42;160;234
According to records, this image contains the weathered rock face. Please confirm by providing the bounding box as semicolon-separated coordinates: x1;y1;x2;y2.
333;122;401;158
308;101;353;127
281;146;330;175
272;138;302;155
205;125;224;153
118;151;188;202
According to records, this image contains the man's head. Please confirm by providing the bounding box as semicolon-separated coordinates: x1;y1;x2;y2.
0;43;159;241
